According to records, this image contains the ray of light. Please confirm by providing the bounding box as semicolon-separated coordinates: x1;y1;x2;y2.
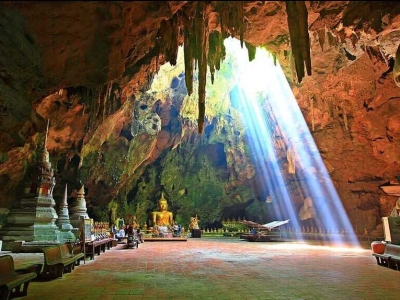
224;37;359;246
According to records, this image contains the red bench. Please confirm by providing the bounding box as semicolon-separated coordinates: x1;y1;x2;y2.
372;243;400;270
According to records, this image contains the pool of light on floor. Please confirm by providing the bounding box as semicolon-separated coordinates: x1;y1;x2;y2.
264;241;369;253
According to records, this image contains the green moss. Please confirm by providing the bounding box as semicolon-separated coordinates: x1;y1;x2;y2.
158;146;227;226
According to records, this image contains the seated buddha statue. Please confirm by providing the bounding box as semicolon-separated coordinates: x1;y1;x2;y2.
189;215;199;230
151;193;173;229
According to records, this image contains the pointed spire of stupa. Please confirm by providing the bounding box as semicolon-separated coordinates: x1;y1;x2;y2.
56;184;72;229
25;119;55;197
41;119;51;168
44;119;49;149
77;184;85;197
62;183;68;206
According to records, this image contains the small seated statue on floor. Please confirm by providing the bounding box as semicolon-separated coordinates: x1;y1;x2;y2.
116;226;126;242
189;215;199;230
172;221;182;237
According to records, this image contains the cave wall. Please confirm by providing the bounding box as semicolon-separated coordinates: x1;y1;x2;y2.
1;2;400;234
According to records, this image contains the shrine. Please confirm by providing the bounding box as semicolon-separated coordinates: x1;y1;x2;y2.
56;184;76;243
69;185;90;230
0;124;62;251
144;193;187;242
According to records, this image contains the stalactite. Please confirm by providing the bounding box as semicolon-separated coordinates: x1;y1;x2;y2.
102;85;108;121
182;1;247;133
183;7;195;96
219;6;229;38
155;51;159;78
236;1;244;47
219;4;227;40
194;1;208;134
245;42;256;61
95;87;103;120
93;85;108;124
298;1;311;77
87;88;95;130
310;94;315;132
158;15;180;66
285;1;311;83
106;81;112;116
327;31;338;47
208;32;217;84
317;28;326;51
218;2;245;47
288;50;296;83
208;31;225;84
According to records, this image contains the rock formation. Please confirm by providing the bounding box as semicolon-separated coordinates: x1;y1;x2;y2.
0;2;400;235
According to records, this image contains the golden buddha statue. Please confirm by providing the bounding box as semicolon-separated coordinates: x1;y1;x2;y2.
151;192;173;228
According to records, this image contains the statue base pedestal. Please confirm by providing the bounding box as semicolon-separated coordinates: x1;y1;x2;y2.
191;229;202;238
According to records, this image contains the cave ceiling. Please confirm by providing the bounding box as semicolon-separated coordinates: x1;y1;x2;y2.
1;1;400;232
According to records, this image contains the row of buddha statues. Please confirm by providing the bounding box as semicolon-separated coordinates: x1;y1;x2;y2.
112;193;199;238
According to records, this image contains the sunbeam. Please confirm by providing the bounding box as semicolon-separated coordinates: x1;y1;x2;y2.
224;37;359;246
149;37;359;247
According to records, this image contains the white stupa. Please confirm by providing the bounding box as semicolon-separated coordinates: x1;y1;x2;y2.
69;184;89;229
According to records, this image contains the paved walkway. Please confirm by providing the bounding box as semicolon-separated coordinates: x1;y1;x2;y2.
8;238;400;300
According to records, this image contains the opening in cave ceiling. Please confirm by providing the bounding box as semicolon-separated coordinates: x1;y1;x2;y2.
150;37;359;246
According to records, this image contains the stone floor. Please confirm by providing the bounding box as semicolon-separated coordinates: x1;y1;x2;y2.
5;238;400;300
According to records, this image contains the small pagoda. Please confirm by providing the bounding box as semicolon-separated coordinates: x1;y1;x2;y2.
0;121;61;251
56;184;76;242
69;184;89;229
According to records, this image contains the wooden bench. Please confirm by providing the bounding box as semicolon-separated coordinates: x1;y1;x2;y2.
85;238;113;260
40;245;76;279
66;241;86;264
0;255;37;300
58;244;84;273
372;243;400;270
